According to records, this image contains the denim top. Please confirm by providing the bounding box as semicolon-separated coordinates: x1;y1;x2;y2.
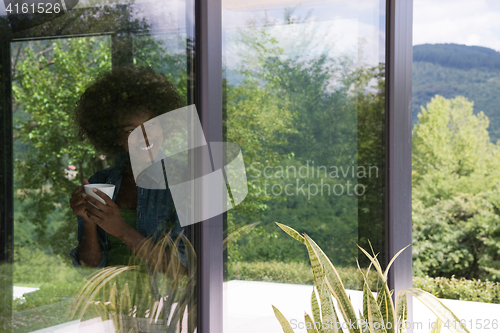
69;155;186;270
106;209;136;266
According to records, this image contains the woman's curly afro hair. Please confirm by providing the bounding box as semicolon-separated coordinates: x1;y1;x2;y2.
74;66;185;156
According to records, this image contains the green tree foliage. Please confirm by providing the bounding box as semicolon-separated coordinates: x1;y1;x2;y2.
413;193;500;280
412;96;500;205
133;34;190;102
12;14;387;280
412;95;500;280
13;37;112;256
224;27;299;263
225;13;386;268
356;64;386;265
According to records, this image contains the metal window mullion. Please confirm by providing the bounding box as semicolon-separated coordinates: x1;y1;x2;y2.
194;0;223;332
386;0;413;329
0;40;13;331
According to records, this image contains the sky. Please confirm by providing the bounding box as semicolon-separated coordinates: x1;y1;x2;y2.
414;0;500;51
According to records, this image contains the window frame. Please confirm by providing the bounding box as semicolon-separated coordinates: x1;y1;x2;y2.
0;0;414;331
386;0;413;313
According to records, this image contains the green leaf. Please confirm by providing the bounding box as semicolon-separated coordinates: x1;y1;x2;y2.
403;288;471;333
272;305;295;333
395;291;408;333
311;287;322;332
223;221;260;250
362;283;387;333
319;280;340;333
276;222;305;244
357;244;409;283
304;235;358;333
376;282;394;333
109;281;118;313
305;312;320;333
383;245;410;281
428;318;443;333
304;236;325;288
120;282;131;315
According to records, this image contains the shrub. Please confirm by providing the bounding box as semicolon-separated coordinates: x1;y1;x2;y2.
229;261;500;304
13;282;80;312
14;246;84;287
413;193;500;281
414;275;500;304
228;260;378;290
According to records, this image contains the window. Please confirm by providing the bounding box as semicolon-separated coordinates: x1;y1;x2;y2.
1;1;197;331
412;0;500;325
0;0;414;332
222;0;387;331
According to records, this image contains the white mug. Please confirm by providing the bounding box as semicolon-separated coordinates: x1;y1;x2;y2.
84;184;115;206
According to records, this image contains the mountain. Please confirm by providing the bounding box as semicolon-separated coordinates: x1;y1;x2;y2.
413;43;500;142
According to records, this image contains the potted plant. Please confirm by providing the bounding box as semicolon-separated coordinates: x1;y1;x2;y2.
70;233;196;333
272;223;471;333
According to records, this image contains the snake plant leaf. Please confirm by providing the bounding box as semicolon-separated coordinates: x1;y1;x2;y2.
403;288;471;333
92;301;109;322
319;279;340;333
395;291;408;333
383;245;410;281
71;265;133;319
276;222;306;244
168;298;190;333
223;221;260;249
304;234;358;333
358;245;396;332
428;318;443;333
272;305;295;333
120;282;132;315
376;282;395;333
358;311;371;333
362;287;368;325
305;235;325;288
357;246;384;283
109;281;118;314
311;287;323;332
357;244;409;286
363;283;387;333
305;312;320;333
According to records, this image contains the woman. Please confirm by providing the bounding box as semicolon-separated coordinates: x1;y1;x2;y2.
69;66;186;270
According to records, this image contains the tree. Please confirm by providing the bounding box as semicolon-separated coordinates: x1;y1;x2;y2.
413;95;500;205
225;12;387;268
13;37;111;257
413;192;500;280
412;95;500;280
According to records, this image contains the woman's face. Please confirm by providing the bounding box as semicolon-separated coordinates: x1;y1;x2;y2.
118;111;163;161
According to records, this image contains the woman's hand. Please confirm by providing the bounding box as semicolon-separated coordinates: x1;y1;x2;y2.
70;179;90;220
84;188;129;239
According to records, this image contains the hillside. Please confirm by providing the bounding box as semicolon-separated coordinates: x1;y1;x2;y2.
413;43;500;142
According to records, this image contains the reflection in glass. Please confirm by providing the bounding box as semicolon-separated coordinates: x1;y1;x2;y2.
223;0;385;331
7;0;196;331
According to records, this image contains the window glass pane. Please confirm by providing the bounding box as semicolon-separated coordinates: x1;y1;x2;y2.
223;0;385;331
4;1;196;331
413;0;500;326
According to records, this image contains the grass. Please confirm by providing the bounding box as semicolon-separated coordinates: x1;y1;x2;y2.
13;247;85;287
12;247;88;314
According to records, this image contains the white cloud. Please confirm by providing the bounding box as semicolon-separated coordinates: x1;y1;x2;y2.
414;0;500;51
